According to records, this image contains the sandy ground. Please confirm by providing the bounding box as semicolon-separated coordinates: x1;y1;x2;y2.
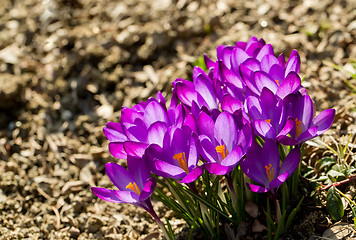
0;0;355;239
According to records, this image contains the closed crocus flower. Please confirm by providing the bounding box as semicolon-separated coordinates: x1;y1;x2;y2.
173;66;223;120
197;111;252;176
240;140;301;193
279;92;336;146
246;88;294;141
92;155;159;221
103;92;169;159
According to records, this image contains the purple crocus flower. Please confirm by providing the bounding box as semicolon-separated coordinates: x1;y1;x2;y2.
246;88;294;140
145;125;200;182
103;92;169;159
173;66;223;119
278;92;336;146
240;140;301;193
196;111;252;176
92;155;160;222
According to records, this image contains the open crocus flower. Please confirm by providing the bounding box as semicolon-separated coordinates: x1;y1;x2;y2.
197;111;252;176
103;92;169;159
173;66;223;119
279;92;336;146
92;155;159;221
239;53;301;99
246;88;294;140
145;125;200;182
240;140;301;193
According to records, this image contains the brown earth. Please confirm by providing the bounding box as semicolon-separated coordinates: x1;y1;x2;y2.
0;0;355;239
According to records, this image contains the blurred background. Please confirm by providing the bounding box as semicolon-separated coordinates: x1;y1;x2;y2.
0;0;355;239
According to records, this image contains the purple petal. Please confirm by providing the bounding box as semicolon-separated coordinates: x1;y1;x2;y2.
246;183;268;193
268;64;284;83
143;101;168;126
204;54;215;70
276;117;294;139
121;108;143;124
199;135;219;163
205;163;231;175
268;172;289;189
276;72;301;99
115;191;140;203
261;54;279;72
256;44;274;61
255;71;278;94
109;142;126;159
105;162;134;191
139;178;156;201
92;187;124;203
279;147;301;177
197;111;215;139
181;165;205;183
124;141;148;158
221;95;243;114
175;81;198;107
246;96;263;119
231;48;249;73
214;112;237;152
253;120;277;139
154;160;186;179
285;50;300;75
147;121;168;146
219;61;244;89
104;123;127;142
221;146;243;167
312;109;335;135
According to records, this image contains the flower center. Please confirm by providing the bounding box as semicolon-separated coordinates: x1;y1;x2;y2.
126;182;141;195
173;152;189;173
216;145;228;159
265;119;271;124
295;118;302;138
265;164;275;182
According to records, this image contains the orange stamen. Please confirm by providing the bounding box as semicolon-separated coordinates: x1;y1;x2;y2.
216;145;228;159
265;164;275;182
126;182;141;195
295;118;302;138
173;152;189;173
265;119;271;124
275;80;279;86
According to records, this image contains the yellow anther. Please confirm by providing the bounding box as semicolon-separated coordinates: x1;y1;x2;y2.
126;182;141;195
295;118;302;138
265;164;275;182
265;119;271;124
275;80;280;86
216;145;228;159
173;152;189;174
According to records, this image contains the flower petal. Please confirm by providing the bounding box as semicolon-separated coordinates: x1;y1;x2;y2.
246;183;268;193
312;109;335;135
205;163;231;175
181;165;205;183
139;178;156;201
115;191;140;203
154;160;186;179
92;187;124;203
276;72;301;99
253;120;277;139
105;162;134;191
108;142;126;159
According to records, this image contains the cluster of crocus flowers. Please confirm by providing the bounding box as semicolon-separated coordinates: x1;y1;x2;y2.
92;36;335;227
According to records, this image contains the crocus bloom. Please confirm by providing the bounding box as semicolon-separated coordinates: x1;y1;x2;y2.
279;92;336;146
240;140;301;193
145;125;200;181
197;111;252;176
92;155;160;222
173;66;223;119
246;88;294;140
103;92;169;159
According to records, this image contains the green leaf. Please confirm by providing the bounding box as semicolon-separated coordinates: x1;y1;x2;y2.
327;169;346;181
318;157;336;171
326;186;344;221
302;166;315;178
